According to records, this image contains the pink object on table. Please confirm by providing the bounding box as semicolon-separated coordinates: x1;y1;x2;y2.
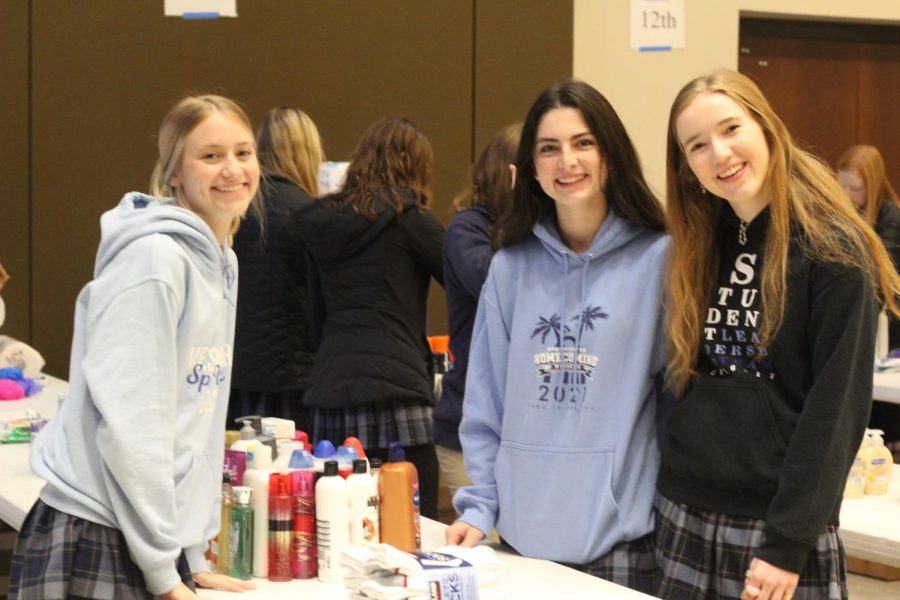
0;379;25;400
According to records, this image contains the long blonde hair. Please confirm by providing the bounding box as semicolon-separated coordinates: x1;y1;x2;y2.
257;107;324;197
149;94;259;237
665;70;900;395
836;144;900;225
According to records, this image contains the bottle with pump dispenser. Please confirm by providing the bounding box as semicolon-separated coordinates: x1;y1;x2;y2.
228;486;254;580
230;420;260;455
843;438;867;498
347;458;379;545
378;442;421;552
243;443;272;577
864;429;894;495
315;460;350;582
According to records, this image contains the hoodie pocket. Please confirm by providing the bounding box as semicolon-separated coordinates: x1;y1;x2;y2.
494;441;622;564
664;378;787;494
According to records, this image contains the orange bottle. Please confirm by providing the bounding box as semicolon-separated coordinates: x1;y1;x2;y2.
378;442;421;551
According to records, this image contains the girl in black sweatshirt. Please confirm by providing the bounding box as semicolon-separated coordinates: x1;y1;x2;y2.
657;70;900;600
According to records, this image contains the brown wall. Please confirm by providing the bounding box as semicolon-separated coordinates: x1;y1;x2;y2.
2;0;572;376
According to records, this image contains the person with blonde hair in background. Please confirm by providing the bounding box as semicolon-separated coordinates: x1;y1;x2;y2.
657;69;900;600
837;144;900;454
227;107;324;432
432;123;521;498
9;95;260;599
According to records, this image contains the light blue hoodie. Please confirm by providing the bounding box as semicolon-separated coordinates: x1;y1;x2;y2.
31;193;238;595
453;208;668;564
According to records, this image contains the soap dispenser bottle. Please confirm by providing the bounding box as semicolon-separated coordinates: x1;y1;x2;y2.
865;429;894;495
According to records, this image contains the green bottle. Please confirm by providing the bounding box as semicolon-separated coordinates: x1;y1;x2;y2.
228;486;254;580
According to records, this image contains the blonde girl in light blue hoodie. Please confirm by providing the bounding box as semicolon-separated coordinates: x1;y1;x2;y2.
10;95;260;600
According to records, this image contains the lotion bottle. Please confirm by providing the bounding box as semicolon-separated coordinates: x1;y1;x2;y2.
315;460;350;582
243;443;272;577
347;458;379;545
378;442;420;551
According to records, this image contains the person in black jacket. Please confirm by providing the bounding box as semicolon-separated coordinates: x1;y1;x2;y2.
227;107;324;433
299;117;445;518
837;143;900;449
433;123;520;498
658;70;900;600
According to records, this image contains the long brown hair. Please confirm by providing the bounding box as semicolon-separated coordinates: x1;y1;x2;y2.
496;79;664;249
337;117;432;219
257;107;324;197
836;144;900;225
665;69;900;394
452;123;521;217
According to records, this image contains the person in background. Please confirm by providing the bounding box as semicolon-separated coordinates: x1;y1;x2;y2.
432;123;521;498
447;80;669;594
227;107;324;434
9;95;260;599
836;144;900;455
298;117;445;519
657;69;900;600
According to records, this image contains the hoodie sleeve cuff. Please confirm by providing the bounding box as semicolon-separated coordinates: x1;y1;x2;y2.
757;528;815;574
184;544;211;575
457;505;495;540
143;562;183;597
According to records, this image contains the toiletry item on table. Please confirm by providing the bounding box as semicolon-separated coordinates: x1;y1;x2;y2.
228;486;254;580
316;460;350;583
379;442;421;552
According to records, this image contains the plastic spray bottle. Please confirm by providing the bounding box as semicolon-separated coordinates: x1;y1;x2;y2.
291;470;317;579
268;473;293;581
228;486;254;580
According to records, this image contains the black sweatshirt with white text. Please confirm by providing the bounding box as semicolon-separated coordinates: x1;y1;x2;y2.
658;204;877;573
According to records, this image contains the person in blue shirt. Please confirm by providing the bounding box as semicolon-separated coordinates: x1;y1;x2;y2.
446;80;668;594
433;123;521;497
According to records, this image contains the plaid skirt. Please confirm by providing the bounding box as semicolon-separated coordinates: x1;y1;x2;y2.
654;494;848;599
311;400;433;450
9;500;194;600
562;532;659;595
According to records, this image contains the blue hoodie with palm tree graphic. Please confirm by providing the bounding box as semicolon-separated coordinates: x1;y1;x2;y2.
453;207;669;565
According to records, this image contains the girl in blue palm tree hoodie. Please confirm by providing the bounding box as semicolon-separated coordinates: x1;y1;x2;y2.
447;80;669;594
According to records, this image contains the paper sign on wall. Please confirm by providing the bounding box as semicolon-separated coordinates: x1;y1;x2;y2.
630;0;685;52
164;0;237;18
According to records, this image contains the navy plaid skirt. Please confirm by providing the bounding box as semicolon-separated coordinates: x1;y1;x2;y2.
562;532;659;595
654;494;848;599
9;500;194;600
311;400;433;450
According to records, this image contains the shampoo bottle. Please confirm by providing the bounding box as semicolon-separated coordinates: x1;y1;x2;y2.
378;442;420;551
315;460;350;582
228;486;254;580
243;443;272;577
865;429;894;495
347;458;379;545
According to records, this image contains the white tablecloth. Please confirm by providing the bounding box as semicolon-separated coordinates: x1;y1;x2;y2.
838;465;900;568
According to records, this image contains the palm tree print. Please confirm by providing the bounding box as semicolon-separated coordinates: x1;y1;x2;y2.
531;314;564;346
570;305;609;338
